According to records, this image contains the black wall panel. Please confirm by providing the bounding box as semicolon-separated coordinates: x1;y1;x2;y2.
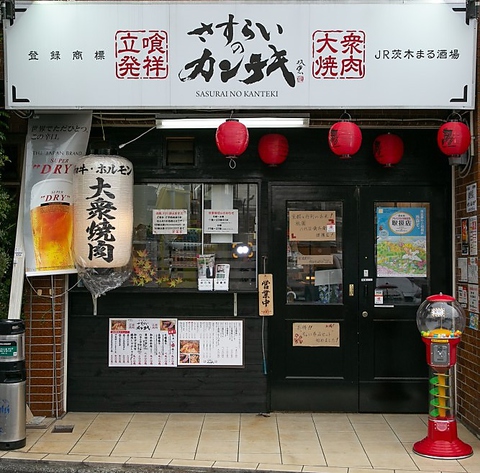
68;126;451;412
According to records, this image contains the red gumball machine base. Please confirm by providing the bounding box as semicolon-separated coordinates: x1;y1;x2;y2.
413;418;473;459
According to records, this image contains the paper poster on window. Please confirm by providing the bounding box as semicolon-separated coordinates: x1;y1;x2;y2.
204;210;238;234
376;207;427;277
296;254;334;265
178;320;243;366
292;322;340;347
289;211;336;242
152;209;187;235
109;318;177;367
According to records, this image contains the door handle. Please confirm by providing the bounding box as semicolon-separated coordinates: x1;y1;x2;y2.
362;311;368;318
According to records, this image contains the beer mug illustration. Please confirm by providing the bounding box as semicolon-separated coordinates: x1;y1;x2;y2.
30;179;74;272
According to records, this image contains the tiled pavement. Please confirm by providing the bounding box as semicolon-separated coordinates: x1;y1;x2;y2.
0;412;479;473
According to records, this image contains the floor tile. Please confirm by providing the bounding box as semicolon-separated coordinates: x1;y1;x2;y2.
28;438;79;454
5;411;480;473
367;453;417;469
84;455;129;464
361;441;409;455
213;460;259;470
69;440;117;456
126;457;172;466
258;462;303;471
3;451;48;460
43;453;88;462
302;467;348;473
281;453;327;466
239;452;282;463
169;458;215;467
111;439;157;457
410;454;470;472
195;451;238;462
323;452;371;468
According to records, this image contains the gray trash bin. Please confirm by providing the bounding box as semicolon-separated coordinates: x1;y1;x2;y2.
0;319;26;450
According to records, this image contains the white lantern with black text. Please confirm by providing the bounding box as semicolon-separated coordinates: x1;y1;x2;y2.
73;154;134;304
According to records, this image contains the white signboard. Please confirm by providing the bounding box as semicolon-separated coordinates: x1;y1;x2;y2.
4;2;476;109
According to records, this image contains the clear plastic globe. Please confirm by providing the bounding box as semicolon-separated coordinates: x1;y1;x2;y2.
416;293;466;338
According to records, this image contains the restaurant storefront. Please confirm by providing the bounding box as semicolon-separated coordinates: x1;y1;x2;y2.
2;0;479;436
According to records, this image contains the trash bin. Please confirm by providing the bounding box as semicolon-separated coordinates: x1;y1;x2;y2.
0;319;26;450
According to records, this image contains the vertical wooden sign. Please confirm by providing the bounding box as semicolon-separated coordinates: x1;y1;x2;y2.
258;274;274;316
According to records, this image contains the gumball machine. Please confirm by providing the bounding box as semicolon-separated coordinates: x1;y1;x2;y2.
413;293;473;459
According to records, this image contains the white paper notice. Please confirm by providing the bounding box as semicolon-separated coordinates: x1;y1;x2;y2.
178;320;243;366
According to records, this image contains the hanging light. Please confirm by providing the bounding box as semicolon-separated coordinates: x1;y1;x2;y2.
437;120;471;158
258;134;289;166
373;133;404;167
328;116;362;159
73;154;134;309
215;119;249;169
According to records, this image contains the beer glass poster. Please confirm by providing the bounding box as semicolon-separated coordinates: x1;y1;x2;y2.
23;113;92;276
109;318;243;367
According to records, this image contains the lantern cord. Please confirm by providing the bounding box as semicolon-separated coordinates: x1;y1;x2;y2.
99;112;106;141
229;157;237;169
118;126;155;149
92;295;98;316
25;276;82;298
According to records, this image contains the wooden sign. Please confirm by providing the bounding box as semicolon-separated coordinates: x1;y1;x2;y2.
258;274;274;316
292;322;340;347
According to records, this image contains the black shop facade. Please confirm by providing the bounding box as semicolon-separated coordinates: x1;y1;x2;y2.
3;1;476;413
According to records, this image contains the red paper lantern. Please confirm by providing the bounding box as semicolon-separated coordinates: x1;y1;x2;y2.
258;134;289;166
437;121;471;157
215;119;249;168
373;133;404;167
328;121;362;159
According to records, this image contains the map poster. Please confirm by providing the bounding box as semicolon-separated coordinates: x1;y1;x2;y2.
376;207;427;277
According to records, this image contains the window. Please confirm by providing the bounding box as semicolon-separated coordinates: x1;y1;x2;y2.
128;183;257;291
286;201;343;304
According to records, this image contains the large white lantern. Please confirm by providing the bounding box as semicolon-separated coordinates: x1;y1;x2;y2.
73;154;134;306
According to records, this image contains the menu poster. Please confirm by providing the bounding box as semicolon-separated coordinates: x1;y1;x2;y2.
178;320;243;367
109;318;177;367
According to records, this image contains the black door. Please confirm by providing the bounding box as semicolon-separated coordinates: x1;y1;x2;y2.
268;184;451;412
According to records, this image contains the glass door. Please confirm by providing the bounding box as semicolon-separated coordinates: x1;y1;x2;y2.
269;184;451;413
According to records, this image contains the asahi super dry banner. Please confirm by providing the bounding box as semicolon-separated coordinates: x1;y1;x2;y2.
23;113;92;276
